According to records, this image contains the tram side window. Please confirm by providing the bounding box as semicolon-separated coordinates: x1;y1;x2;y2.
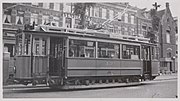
17;35;22;55
42;38;47;55
141;46;150;60
34;37;47;56
34;38;40;55
152;47;159;60
122;45;140;59
69;39;95;58
98;42;119;58
24;34;31;55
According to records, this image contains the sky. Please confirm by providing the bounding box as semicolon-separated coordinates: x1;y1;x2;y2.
129;0;179;17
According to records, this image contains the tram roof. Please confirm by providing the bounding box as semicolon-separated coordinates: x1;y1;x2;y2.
22;25;157;46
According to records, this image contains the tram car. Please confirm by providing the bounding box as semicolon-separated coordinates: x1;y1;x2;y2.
13;25;159;88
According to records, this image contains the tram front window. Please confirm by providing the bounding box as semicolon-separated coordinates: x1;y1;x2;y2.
69;39;95;58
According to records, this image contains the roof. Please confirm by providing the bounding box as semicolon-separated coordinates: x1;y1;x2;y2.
157;9;165;18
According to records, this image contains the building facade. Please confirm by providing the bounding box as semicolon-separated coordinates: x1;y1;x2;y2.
157;3;177;73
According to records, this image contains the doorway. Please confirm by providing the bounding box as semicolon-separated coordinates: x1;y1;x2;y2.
49;37;65;76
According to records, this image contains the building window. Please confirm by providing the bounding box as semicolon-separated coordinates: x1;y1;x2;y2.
3;14;11;23
124;13;128;23
114;26;121;34
99;8;102;18
122;45;140;59
131;15;135;24
108;26;114;33
69;39;95;58
160;61;167;67
32;3;38;6
3;10;11;23
102;8;106;19
64;3;72;13
31;13;38;25
74;19;81;28
51;16;59;27
65;18;72;28
106;9;109;19
167;52;171;58
109;10;113;20
53;3;60;11
166;30;171;43
98;42;119;58
16;11;24;25
42;15;50;25
124;27;128;35
95;7;99;17
90;6;94;17
43;3;50;9
49;3;54;10
38;3;43;7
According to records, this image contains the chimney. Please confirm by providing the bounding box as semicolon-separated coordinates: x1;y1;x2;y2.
166;2;169;8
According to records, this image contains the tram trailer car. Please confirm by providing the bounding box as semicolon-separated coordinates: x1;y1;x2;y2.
13;26;159;88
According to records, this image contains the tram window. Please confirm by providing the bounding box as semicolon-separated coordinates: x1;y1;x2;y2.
34;38;40;55
141;46;150;60
17;35;22;55
42;39;47;55
122;45;140;59
98;42;119;58
24;34;31;55
69;39;95;58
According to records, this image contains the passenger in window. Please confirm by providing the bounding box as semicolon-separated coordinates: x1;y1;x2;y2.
69;48;74;57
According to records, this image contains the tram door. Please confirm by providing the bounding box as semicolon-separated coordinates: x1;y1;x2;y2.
49;37;65;76
142;46;152;77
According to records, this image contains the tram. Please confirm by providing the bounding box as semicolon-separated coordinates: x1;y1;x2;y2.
13;25;159;88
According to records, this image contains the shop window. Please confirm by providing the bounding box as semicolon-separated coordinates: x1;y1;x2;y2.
69;39;95;58
98;42;119;58
122;45;140;59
